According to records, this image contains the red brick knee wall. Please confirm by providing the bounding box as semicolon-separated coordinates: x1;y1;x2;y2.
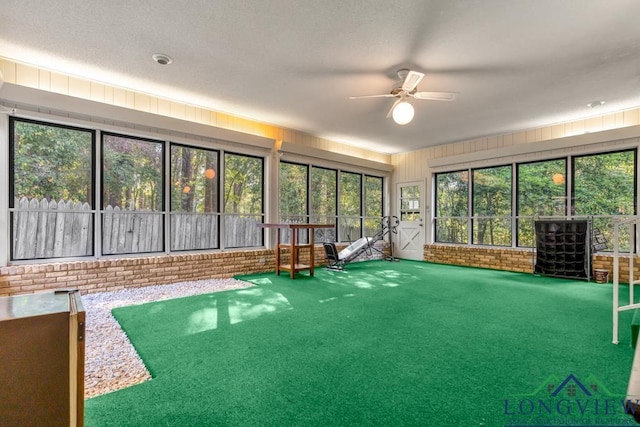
424;244;640;283
592;254;640;284
0;242;390;297
423;244;535;273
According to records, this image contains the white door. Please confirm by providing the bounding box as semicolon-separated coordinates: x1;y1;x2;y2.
395;182;425;260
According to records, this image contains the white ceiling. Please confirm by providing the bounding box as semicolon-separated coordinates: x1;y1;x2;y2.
2;0;640;155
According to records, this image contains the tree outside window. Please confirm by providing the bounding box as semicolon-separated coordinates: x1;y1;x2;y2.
170;144;219;251
517;159;566;247
339;172;362;242
435;170;469;244
223;153;264;248
102;133;164;254
472;165;511;246
10;119;94;260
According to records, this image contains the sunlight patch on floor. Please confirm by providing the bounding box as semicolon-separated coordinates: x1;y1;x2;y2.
229;288;291;325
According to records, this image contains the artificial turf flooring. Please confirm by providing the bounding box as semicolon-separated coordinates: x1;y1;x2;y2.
85;260;637;426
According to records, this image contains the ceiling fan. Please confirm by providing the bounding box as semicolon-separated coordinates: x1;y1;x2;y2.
349;69;457;125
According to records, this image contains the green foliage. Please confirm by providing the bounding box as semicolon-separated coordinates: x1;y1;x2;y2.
279;162;307;218
435;171;468;243
12;120;92;203
224;153;263;214
339;172;361;216
171;145;218;213
574;151;634;215
517;159;566;246
436;151;636;248
517;159;566;217
473;165;511;245
364;176;383;217
311;167;336;217
102;135;163;211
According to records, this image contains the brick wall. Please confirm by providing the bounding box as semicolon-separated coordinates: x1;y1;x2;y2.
424;244;640;283
424;244;536;273
0;242;388;297
592;254;640;284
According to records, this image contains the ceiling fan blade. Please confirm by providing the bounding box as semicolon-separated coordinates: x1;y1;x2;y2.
401;70;424;92
412;91;457;101
386;98;402;119
349;94;396;99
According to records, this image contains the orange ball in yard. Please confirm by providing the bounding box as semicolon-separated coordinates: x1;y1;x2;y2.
552;173;565;185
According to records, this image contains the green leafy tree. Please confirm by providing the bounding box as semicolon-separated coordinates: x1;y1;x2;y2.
517;159;566;246
12;120;92;203
224;153;262;214
171;145;218;213
435;171;468;243
102;135;163;211
311;167;337;219
473;166;511;245
279;162;308;220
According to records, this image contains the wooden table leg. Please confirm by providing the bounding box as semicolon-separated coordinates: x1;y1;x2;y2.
276;228;281;276
290;228;297;279
309;228;315;277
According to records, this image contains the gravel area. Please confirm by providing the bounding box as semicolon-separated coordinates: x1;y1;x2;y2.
82;278;254;399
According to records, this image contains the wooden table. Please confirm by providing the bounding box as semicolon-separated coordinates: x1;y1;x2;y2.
259;223;334;279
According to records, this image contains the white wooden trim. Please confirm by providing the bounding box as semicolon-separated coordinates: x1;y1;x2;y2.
428;125;640;170
280;141;393;174
0;83;275;152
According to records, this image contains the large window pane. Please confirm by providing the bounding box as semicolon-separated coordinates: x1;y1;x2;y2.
517;159;566;247
364;175;383;237
573;150;636;251
435;170;469;243
573;150;635;216
279;162;308;223
472;165;511;246
224;153;264;248
10;119;94;260
400;185;420;221
279;162;309;243
102;133;164;255
170;144;219;251
311;167;337;242
339;171;362;241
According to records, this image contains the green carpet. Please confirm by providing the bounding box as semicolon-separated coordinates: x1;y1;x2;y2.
85;260;637;426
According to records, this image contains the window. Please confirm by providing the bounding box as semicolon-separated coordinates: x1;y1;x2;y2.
170;144;219;251
279;162;308;223
339;171;362;242
10;118;94;260
223;153;264;248
472;165;511;246
435;170;469;244
573;150;636;251
399;185;420;221
516;159;566;247
310;166;337;242
102;133;164;255
364;175;384;237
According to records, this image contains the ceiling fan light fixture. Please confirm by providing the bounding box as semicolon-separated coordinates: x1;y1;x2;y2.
392;101;414;125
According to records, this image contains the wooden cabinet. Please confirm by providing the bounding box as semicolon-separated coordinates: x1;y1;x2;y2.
0;291;85;426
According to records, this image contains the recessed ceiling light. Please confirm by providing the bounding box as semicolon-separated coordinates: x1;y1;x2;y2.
587;100;605;108
152;53;173;65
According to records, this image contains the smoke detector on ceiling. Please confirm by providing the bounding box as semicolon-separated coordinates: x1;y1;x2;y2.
152;53;173;65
